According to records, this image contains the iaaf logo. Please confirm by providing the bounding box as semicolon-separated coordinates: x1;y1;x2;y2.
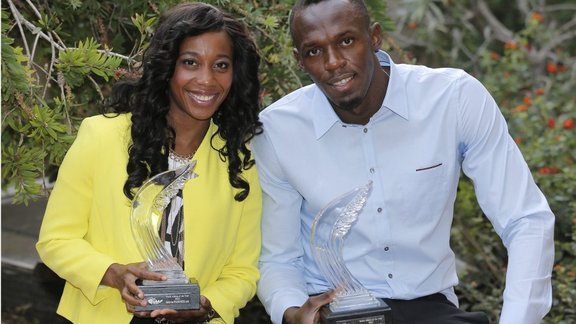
147;297;164;305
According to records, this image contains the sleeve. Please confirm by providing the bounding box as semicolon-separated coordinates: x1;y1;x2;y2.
251;128;311;324
36;118;117;304
456;72;555;324
202;164;263;324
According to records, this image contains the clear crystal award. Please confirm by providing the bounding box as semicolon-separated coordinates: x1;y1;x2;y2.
130;161;200;311
310;181;392;323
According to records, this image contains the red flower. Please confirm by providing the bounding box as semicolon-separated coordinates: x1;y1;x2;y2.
523;96;533;105
546;62;558;74
504;41;518;50
534;88;545;96
547;118;556;128
563;118;574;129
530;12;544;22
407;21;418;30
512;104;528;113
538;167;560;174
114;68;127;79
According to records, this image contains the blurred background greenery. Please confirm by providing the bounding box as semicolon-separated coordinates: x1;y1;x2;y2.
2;0;574;323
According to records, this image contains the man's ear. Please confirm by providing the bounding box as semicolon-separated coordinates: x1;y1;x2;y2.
370;22;383;52
293;48;305;71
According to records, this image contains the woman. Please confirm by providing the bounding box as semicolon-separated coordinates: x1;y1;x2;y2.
36;3;262;323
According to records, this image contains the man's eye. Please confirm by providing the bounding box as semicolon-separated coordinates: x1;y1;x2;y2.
307;48;320;57
341;38;353;46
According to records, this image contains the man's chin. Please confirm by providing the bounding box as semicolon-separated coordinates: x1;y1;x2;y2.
331;97;362;112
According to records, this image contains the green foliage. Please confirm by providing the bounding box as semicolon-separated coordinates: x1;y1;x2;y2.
1;1;150;204
1;9;34;100
394;1;575;322
56;38;122;86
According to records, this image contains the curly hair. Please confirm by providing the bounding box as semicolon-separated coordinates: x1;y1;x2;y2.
103;2;262;202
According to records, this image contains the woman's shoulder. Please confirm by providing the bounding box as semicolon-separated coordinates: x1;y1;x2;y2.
75;113;132;144
81;113;131;127
79;113;131;134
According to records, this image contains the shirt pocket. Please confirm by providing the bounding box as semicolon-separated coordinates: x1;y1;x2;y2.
385;162;449;223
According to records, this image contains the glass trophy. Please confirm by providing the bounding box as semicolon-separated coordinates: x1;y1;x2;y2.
130;161;200;311
310;181;392;323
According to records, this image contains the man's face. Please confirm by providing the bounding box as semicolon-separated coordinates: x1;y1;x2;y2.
292;0;380;114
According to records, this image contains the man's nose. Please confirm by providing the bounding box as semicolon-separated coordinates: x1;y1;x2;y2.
324;47;346;71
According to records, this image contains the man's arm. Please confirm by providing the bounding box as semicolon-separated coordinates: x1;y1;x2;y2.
457;72;555;324
252;128;311;324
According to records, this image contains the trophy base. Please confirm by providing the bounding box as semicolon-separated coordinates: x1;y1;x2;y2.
320;299;392;324
134;279;200;311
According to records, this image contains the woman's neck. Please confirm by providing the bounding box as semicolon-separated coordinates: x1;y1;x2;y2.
167;113;210;156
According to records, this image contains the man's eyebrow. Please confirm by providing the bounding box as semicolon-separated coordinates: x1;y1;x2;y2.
299;31;354;50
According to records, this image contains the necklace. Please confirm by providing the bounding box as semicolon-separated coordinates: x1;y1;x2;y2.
169;148;196;164
383;67;390;79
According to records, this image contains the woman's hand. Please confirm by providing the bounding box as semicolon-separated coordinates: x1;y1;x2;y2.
100;262;166;315
282;290;336;324
150;295;218;323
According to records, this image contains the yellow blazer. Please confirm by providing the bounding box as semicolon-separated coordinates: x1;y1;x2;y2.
36;114;262;324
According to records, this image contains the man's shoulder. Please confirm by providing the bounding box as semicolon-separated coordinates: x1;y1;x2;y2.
396;63;470;84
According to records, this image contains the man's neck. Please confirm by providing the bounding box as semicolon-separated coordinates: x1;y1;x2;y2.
335;66;389;125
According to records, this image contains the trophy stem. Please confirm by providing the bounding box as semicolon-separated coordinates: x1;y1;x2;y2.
311;182;392;322
130;162;200;311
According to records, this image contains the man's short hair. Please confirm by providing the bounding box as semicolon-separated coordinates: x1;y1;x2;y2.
288;0;371;41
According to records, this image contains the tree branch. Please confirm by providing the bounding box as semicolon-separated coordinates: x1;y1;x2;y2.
476;0;514;42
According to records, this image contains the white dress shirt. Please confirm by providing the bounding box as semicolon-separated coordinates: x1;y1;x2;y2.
252;51;555;324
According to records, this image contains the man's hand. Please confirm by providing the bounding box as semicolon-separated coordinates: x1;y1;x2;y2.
283;290;337;324
100;262;166;312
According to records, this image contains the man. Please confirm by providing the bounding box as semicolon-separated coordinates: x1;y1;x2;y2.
251;0;555;323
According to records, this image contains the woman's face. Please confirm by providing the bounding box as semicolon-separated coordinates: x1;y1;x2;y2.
168;31;234;123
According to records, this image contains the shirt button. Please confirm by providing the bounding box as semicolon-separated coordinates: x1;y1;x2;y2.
388;273;393;279
369;168;375;173
363;128;368;133
384;246;389;251
377;207;382;213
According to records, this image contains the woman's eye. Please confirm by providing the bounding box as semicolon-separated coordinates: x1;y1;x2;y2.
183;59;197;66
215;62;230;70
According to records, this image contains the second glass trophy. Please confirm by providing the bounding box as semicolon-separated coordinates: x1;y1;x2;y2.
310;181;392;323
130;161;200;311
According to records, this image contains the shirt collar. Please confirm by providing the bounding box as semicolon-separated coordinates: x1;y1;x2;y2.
312;50;409;139
379;51;409;121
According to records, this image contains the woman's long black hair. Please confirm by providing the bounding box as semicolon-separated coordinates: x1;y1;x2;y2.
103;2;262;202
